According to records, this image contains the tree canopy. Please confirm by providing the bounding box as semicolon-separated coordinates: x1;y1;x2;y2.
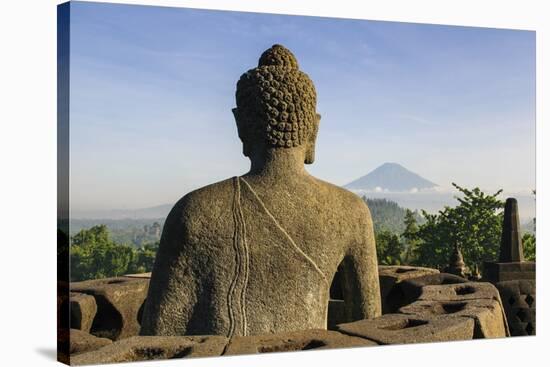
410;183;504;269
375;230;404;265
70;225;158;281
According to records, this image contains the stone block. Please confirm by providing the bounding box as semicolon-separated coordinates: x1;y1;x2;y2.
385;273;467;313
70;335;228;365
336;313;474;345
224;329;377;356
399;298;508;338
378;265;439;313
70;292;97;333
496;272;536;282
71;276;149;340
418;282;501;302
70;329;112;355
483;262;535;283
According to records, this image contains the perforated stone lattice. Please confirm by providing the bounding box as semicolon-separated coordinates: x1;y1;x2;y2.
496;280;536;336
525;294;534;307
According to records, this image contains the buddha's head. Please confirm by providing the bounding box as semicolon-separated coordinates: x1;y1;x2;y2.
233;44;321;164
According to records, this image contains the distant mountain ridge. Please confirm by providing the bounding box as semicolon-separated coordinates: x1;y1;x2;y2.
73;163;537;221
72;204;172;220
345;162;437;192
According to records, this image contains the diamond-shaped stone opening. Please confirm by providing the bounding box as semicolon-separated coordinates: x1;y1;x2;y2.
508;296;516;305
525;322;534;335
525;294;534;307
516;309;527;322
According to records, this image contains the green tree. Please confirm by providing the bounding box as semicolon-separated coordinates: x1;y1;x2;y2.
71;224;110;247
363;197;423;234
376;230;404;265
412;183;504;269
401;209;421;264
70;225;136;281
522;233;536;261
128;242;160;274
522;189;536;262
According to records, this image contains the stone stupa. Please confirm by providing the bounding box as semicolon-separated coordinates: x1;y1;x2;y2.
484;198;535;283
444;243;468;279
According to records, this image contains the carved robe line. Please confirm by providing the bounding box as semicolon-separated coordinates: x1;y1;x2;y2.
227;176;249;337
239;176;329;288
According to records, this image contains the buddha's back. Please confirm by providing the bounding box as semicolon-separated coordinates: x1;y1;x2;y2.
140;171;378;336
140;45;381;337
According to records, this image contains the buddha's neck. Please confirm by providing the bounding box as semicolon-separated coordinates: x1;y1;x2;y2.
247;148;307;179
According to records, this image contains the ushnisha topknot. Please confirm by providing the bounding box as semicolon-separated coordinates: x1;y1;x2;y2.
235;44;317;150
258;44;299;69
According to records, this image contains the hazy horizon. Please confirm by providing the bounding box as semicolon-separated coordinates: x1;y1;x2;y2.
68;1;536;213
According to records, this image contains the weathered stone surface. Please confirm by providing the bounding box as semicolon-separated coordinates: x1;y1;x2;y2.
70;329;112;355
386;273;468;313
418;282;501;302
414;281;510;337
379;265;440;284
63;272;511;364
378;265;440;313
70;335;228;365
224;329;377;355
141;45;381;337
495;279;536;336
70;292;97;333
71;276;149;340
399;298;508;338
336;313;474;345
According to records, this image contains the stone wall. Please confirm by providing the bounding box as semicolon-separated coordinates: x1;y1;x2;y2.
60;266;510;365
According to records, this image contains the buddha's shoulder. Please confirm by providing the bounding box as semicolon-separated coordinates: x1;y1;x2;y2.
310;177;372;216
311;177;365;204
167;178;237;222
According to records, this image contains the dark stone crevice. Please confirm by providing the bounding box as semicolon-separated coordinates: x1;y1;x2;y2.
89;295;123;340
171;347;193;359
257;339;327;353
137;299;146;326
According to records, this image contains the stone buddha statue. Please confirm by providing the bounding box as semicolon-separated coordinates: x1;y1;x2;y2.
140;45;381;337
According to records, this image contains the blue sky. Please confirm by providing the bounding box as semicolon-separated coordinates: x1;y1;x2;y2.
68;1;536;211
